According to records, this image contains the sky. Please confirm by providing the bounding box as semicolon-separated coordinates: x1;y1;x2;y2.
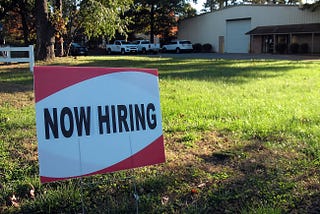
190;0;206;14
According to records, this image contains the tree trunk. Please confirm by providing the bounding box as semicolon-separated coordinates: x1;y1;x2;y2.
18;0;30;45
55;0;64;57
150;3;155;43
35;0;55;60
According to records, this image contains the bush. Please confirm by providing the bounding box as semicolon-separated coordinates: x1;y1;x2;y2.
300;43;309;53
275;43;287;54
202;43;213;52
193;43;202;53
289;43;299;54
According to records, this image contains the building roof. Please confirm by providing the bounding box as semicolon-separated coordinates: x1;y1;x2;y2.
246;23;320;35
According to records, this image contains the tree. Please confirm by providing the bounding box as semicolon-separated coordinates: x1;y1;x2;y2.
35;0;56;60
0;0;14;21
17;0;34;44
204;0;233;11
302;0;320;12
0;0;35;45
79;0;132;39
35;0;132;59
179;3;197;20
54;0;64;57
128;0;196;43
58;0;132;56
204;0;302;12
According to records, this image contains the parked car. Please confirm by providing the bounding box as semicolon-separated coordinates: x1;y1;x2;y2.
132;40;160;54
106;40;138;54
70;43;88;56
162;40;193;53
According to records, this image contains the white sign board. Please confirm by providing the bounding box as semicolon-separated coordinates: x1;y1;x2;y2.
34;66;165;183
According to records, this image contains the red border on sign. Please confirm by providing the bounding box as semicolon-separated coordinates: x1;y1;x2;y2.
40;135;165;183
34;66;158;102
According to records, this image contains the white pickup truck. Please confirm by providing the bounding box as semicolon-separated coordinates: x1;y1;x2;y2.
132;40;160;54
106;40;138;54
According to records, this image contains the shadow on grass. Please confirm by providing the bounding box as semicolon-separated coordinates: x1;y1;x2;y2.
8;131;320;213
195;141;320;213
1;57;299;94
0;67;33;93
51;56;297;84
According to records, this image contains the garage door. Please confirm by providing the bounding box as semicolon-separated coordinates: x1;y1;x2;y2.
226;19;251;53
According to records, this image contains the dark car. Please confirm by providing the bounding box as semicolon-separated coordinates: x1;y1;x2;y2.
70;43;88;56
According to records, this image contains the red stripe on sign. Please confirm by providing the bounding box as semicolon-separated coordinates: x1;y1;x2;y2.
34;66;158;102
40;135;165;183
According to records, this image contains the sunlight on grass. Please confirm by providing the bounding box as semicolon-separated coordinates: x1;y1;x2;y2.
1;56;319;213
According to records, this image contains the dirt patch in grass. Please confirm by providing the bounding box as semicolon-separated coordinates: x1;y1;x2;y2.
0;83;34;108
161;131;320;212
0;64;34;108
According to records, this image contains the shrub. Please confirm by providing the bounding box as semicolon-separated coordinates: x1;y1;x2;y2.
193;43;202;53
300;43;309;53
289;43;299;54
275;43;287;54
202;43;213;52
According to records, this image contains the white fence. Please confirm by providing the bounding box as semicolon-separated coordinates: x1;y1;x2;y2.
0;45;34;72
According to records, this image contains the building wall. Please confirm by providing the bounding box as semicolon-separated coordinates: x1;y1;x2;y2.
178;5;320;53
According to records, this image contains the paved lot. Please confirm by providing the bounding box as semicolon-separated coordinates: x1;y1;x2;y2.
89;49;319;60
157;53;320;60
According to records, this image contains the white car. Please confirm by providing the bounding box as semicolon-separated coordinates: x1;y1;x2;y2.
106;40;138;54
162;40;193;53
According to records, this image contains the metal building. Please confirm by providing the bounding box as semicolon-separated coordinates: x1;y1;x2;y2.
178;5;320;54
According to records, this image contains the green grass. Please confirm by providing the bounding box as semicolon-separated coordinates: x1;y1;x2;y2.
1;56;320;213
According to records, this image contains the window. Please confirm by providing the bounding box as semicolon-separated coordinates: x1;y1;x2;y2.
181;41;191;44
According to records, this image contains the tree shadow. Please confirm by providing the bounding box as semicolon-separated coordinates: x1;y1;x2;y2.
96;133;318;213
0;67;33;93
194;140;320;213
13;131;319;213
156;59;295;84
56;56;297;84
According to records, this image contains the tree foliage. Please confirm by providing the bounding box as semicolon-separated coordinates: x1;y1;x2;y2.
203;0;301;12
127;0;196;43
58;0;132;56
0;0;35;45
79;0;132;39
36;0;132;59
302;0;320;12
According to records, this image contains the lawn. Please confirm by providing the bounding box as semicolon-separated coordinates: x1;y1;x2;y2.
0;56;319;213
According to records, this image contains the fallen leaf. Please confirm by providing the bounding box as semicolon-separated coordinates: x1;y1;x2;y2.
197;183;206;188
10;194;19;207
161;195;169;205
191;188;198;194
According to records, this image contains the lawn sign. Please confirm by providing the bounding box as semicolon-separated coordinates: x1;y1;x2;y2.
34;66;165;183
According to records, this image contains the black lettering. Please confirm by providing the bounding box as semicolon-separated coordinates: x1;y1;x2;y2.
129;104;134;131
74;106;91;136
146;103;157;129
60;107;74;138
98;106;111;134
44;108;59;139
111;105;117;133
135;104;146;131
117;105;129;132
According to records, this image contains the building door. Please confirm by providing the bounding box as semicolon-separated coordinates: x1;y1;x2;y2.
226;19;251;53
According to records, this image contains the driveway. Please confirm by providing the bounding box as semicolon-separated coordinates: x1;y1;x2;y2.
157;53;320;60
